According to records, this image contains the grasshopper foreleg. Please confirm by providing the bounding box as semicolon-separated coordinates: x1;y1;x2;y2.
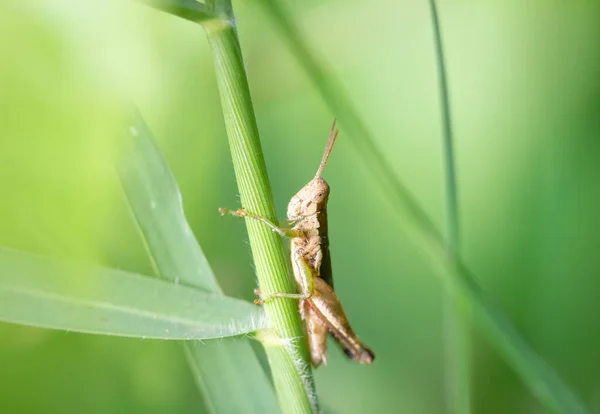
219;208;315;304
218;207;299;238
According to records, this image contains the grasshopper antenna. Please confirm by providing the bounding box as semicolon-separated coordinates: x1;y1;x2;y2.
315;119;339;178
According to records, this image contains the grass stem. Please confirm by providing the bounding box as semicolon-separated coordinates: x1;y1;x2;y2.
201;5;316;413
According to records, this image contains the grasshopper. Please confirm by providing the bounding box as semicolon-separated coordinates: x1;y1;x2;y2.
220;120;374;367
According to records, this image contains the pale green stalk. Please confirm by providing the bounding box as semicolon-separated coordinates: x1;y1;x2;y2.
200;3;316;413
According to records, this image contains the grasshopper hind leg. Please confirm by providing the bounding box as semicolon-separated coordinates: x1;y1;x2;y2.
308;278;376;365
301;299;328;367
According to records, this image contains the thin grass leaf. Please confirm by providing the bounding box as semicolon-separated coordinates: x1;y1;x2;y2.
117;111;218;292
115;106;279;414
0;247;265;339
254;2;588;413
138;0;216;24
427;0;471;411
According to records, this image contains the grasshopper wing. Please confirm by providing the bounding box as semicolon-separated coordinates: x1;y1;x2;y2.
308;278;375;365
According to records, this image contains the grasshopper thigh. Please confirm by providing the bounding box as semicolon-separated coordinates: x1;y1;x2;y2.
301;299;328;368
308;278;375;365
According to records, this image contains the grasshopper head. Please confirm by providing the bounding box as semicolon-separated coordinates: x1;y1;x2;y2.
287;120;338;221
287;177;330;220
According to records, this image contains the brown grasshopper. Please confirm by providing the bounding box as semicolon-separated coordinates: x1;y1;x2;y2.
220;120;374;367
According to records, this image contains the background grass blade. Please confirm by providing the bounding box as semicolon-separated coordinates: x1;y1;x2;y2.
0;247;265;339
427;0;471;412
138;0;215;24
115;106;280;414
255;2;588;413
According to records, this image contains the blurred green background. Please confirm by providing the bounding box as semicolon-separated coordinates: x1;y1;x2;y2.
1;1;600;413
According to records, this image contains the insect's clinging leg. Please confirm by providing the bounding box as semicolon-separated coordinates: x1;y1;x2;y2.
254;291;311;305
253;288;310;303
218;207;298;238
254;256;315;304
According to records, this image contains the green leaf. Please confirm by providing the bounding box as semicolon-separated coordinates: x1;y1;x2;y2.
116;110;218;293
138;0;216;24
0;247;265;339
115;106;279;414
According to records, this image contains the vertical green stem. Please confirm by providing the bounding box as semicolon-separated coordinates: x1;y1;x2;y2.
428;1;470;412
201;6;316;414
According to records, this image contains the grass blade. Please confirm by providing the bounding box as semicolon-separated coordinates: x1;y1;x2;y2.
0;247;265;339
427;1;471;412
117;110;217;292
138;0;215;24
255;2;588;413
115;106;279;414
